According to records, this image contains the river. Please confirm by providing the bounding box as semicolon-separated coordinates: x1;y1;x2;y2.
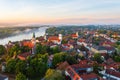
0;27;48;45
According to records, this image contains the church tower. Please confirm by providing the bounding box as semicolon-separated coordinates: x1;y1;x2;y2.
59;34;62;44
76;32;79;37
59;34;62;41
32;32;36;54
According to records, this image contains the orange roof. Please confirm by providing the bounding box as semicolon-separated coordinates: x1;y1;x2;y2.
71;33;78;38
66;66;81;79
22;41;34;48
48;36;60;42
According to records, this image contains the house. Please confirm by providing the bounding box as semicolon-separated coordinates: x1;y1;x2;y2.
100;69;120;80
93;32;99;37
0;74;8;80
90;45;107;54
21;40;34;48
48;34;62;44
80;73;100;80
71;32;79;39
57;61;70;71
65;66;81;80
62;43;74;49
17;52;32;60
65;60;93;80
61;43;74;52
105;46;116;55
68;39;76;45
101;58;120;70
77;39;87;46
21;33;36;54
101;41;114;47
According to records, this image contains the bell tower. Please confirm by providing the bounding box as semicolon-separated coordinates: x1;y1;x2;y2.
32;32;36;54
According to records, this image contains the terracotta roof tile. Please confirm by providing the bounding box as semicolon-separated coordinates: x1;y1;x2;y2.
48;36;60;42
80;73;99;80
106;69;120;78
17;52;32;60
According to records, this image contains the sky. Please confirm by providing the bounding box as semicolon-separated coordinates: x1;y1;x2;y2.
0;0;120;26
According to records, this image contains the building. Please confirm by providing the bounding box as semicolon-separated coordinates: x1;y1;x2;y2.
100;69;120;80
77;39;87;46
65;60;94;80
71;32;79;39
80;73;100;80
31;32;36;54
90;45;107;54
48;34;62;44
21;33;36;54
62;43;74;49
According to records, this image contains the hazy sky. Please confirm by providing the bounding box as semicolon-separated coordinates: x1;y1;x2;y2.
0;0;120;26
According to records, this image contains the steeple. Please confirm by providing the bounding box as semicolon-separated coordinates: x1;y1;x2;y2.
32;32;36;54
33;32;35;38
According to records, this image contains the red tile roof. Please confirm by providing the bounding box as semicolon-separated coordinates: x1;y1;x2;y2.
22;41;34;48
48;36;60;42
101;62;120;70
17;52;32;60
62;44;72;48
106;69;120;78
66;66;81;79
71;61;92;69
57;61;70;70
71;33;78;38
80;73;99;80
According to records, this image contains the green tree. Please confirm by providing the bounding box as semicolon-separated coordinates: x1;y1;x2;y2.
15;73;27;80
15;60;26;74
20;46;30;53
8;44;21;57
93;53;103;63
61;40;68;44
26;66;36;78
93;63;99;74
52;52;67;67
44;69;65;80
0;45;6;55
41;45;48;54
113;56;120;62
26;56;48;79
51;46;60;54
6;59;16;73
36;44;42;54
116;45;120;54
66;55;77;65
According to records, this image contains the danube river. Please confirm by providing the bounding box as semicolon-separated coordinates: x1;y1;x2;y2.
0;27;48;45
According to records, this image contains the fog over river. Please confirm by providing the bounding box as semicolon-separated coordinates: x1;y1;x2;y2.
0;27;48;45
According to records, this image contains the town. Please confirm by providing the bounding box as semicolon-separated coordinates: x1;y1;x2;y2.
0;25;120;80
